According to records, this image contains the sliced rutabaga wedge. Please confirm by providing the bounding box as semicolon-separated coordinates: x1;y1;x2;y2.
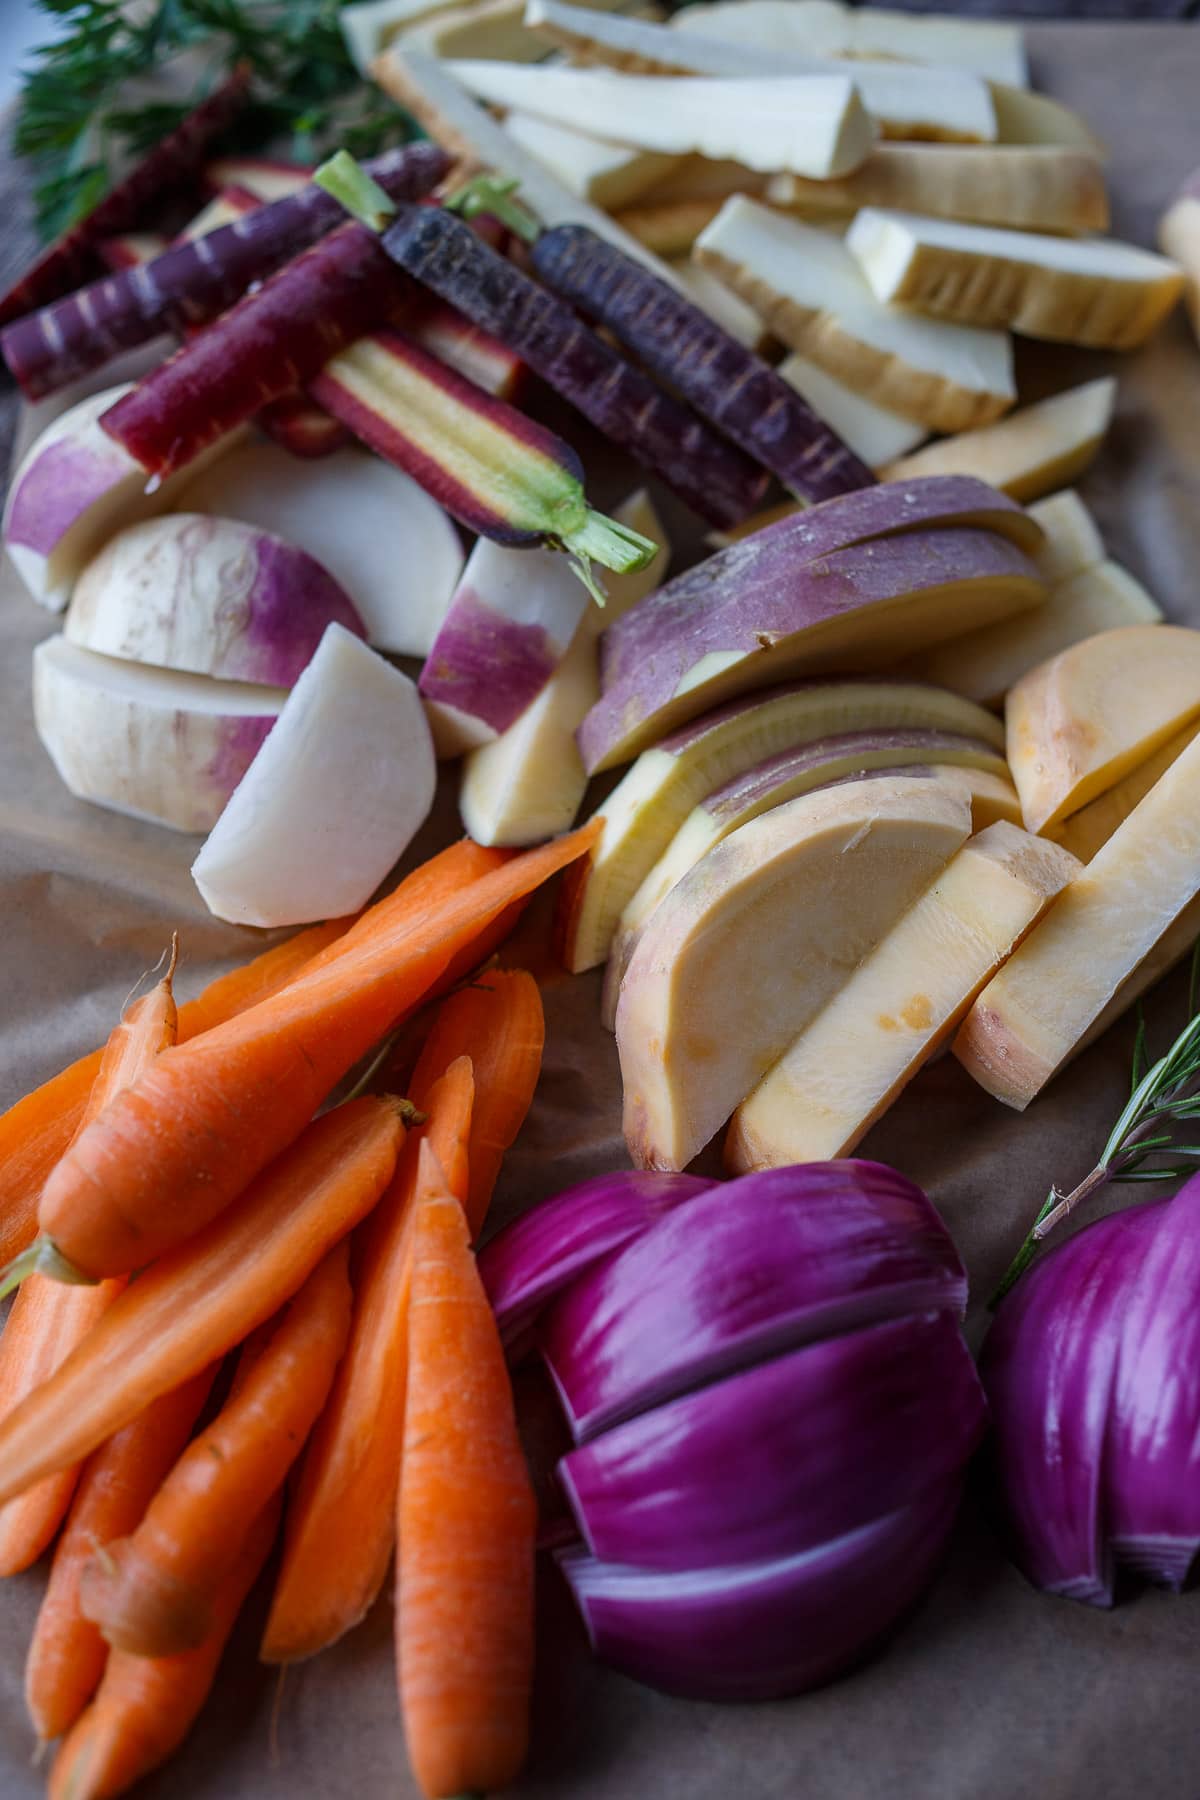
558;674;1006;973
1159;174;1200;341
776;356;925;471
955;728;1200;1108
1025;490;1104;586
445;64;875;179
766;145;1108;236
33;638;286;833
694;199;1015;433
727;822;1079;1168
1049;720;1200;866
904;559;1161;711
460;492;668;845
3;386;239;612
64;514;365;685
176;443;464;659
881;378;1117;503
192;625;435;927
503;113;683;209
847;211;1184;350
616;776;972;1170
1006;625;1200;834
601;731;1016;1027
522;0;997;143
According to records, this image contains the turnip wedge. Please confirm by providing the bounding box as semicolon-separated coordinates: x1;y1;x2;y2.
312;153;769;529
192;625;436;927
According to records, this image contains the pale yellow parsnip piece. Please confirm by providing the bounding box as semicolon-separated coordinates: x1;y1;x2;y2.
881;378;1116;503
1048;719;1200;864
1025;490;1105;586
727;822;1079;1169
1159;190;1200;342
615;776;972;1170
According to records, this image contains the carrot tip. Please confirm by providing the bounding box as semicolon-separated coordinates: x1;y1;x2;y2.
0;1236;92;1300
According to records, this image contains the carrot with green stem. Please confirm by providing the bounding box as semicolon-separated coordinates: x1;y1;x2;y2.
0;1097;404;1510
78;1243;352;1659
410;968;545;1240
0;942;180;1574
397;1141;537;1799
48;1495;283;1800
262;1057;475;1663
22;823;596;1286
24;1366;218;1746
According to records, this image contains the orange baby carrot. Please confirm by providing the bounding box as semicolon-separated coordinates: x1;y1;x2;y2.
0;1097;403;1510
0;945;180;1573
397;1142;536;1800
38;823;597;1282
0;914;352;1270
410;968;545;1238
79;1243;352;1658
261;1059;475;1663
25;1366;218;1744
48;1495;282;1800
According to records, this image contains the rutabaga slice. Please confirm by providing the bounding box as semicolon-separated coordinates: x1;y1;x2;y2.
727;822;1078;1168
65;514;366;686
903;559;1161;711
765;144;1108;236
1159;177;1200;342
459;492;669;845
445;63;876;178
847;210;1184;350
616;776;972;1170
881;378;1117;503
1049;720;1200;866
558;675;1006;973
1006;625;1200;834
503;113;683;210
3;385;239;612
954;727;1200;1109
192;625;435;927
776;355;926;470
1024;490;1105;587
175;443;464;659
33;637;286;833
694;198;1015;433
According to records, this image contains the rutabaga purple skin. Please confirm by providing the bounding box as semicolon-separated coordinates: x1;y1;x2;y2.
557;1478;963;1702
579;527;1040;774
704;728;1000;821
540;1161;967;1443
601;474;1037;693
5;436;135;554
559;1310;986;1572
417;587;563;734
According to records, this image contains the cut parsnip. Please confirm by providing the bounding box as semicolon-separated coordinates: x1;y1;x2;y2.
192;625;435;926
446;63;875;177
904;558;1161;710
640;154;767;204
1159;177;1200;343
459;491;668;845
668;261;772;351
777;354;926;470
1049;719;1200;865
33;637;286;833
694;198;1015;433
1025;489;1105;586
616;777;972;1170
616;197;724;258
881;377;1116;502
1006;625;1200;833
727;822;1078;1168
955;728;1200;1108
342;0;627;69
558;674;1007;973
766;144;1108;235
503;112;682;208
523;0;998;143
990;83;1104;155
403;0;556;59
847;210;1184;350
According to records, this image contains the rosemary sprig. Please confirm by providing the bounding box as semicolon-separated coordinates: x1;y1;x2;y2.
991;939;1200;1306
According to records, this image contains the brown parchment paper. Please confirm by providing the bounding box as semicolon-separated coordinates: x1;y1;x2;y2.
3;23;1200;1797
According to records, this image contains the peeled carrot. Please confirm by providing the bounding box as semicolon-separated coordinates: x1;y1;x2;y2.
0;1098;403;1510
397;1141;537;1800
25;1367;217;1744
48;1495;282;1800
38;824;596;1281
0;914;352;1271
0;947;180;1573
261;1059;475;1663
78;1243;352;1658
410;968;545;1239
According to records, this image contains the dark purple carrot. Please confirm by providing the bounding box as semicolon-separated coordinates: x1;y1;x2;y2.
314;154;769;530
0;69;252;330
2;144;450;401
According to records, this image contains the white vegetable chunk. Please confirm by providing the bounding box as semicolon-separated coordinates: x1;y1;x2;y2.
777;354;926;469
341;0;459;71
33;637;286;833
192;625;436;927
881;378;1117;502
847;209;1184;349
1049;720;1200;866
694;197;1015;432
176;442;464;659
1025;490;1105;586
1159;182;1200;343
503;112;682;208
